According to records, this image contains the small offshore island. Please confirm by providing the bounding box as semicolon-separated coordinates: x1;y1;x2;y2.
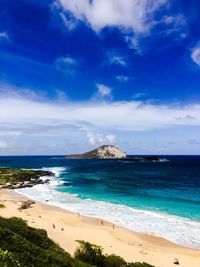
66;145;126;159
66;145;160;162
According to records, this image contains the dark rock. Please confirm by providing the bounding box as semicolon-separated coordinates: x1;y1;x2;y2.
173;258;179;265
44;179;50;183
0;170;54;190
18;200;35;210
120;156;160;162
27;200;35;205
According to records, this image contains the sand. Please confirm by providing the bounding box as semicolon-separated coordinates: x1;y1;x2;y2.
0;189;200;267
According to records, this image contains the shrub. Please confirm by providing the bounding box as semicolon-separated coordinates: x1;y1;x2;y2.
75;241;155;267
75;241;106;267
105;254;127;267
0;248;21;267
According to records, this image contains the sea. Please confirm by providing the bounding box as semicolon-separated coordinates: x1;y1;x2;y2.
0;155;200;249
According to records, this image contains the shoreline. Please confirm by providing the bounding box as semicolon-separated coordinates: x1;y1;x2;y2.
12;188;200;250
14;176;200;250
0;189;200;267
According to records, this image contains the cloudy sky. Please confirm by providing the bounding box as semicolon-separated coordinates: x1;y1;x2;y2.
0;0;200;155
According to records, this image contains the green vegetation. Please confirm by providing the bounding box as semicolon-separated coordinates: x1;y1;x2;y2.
0;168;53;189
0;168;36;184
0;216;92;267
0;204;5;209
75;241;154;267
0;217;154;267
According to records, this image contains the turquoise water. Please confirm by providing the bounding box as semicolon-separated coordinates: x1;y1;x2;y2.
1;155;200;248
57;157;200;221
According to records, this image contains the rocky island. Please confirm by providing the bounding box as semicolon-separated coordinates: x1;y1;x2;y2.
66;145;126;159
0;168;54;190
66;145;160;161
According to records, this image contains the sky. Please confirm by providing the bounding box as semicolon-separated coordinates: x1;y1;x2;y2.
0;0;200;155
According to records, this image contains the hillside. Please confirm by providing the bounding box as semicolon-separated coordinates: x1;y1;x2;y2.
0;216;154;267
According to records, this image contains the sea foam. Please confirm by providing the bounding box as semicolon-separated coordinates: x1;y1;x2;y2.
15;166;200;249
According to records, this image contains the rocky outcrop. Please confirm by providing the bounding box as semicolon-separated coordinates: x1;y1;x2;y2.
0;169;53;190
66;145;126;159
120;156;160;162
18;200;35;210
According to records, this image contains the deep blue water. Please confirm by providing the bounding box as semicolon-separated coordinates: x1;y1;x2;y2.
1;155;200;248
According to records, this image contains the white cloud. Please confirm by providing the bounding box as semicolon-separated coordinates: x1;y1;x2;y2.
161;14;185;26
189;139;200;145
116;75;131;82
0;131;21;137
191;44;200;67
0;84;45;101
1;85;200;154
0;141;8;149
107;51;127;66
56;0;167;34
59;12;77;30
54;55;78;75
54;1;187;54
58;56;77;65
0;32;9;42
87;132;116;145
132;92;147;99
0;86;200;132
95;84;112;100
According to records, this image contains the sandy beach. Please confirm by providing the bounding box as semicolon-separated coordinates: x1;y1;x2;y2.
0;189;200;267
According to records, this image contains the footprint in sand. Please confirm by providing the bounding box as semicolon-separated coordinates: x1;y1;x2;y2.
128;242;135;246
139;250;148;255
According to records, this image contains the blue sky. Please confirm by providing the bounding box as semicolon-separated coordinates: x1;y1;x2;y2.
0;0;200;155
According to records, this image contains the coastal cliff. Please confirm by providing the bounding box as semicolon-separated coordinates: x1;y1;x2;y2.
66;145;126;159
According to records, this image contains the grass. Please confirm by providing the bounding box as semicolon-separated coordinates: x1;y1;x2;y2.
0;168;36;185
0;204;5;208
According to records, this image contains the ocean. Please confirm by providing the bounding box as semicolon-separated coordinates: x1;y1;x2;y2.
0;155;200;249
